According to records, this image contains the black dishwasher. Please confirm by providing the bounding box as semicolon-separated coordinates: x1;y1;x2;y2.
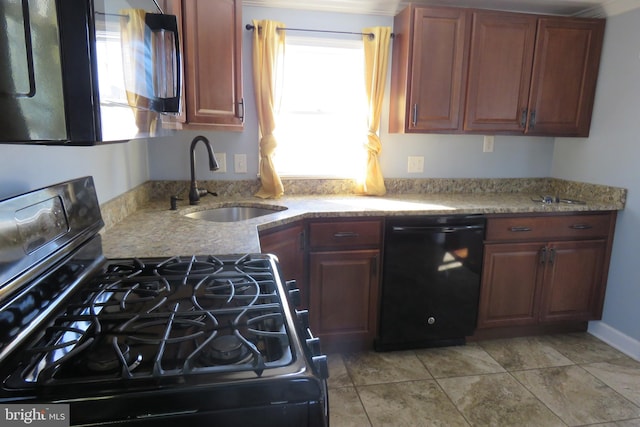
376;215;486;351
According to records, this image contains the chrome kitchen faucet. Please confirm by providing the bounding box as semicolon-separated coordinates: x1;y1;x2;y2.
189;135;219;205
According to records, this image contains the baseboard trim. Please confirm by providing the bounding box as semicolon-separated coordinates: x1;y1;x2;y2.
588;321;640;361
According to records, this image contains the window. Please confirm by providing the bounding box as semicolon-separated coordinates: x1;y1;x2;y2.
273;37;368;179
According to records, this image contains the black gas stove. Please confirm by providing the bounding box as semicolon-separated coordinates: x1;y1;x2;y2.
0;177;328;426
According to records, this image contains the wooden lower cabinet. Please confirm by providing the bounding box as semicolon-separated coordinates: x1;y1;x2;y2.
477;212;616;336
259;222;307;308
539;240;607;322
478;242;543;328
309;250;380;350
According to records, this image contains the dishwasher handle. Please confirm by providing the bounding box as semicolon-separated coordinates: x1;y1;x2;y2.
391;224;485;234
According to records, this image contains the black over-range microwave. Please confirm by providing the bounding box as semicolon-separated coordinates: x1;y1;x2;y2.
0;0;181;145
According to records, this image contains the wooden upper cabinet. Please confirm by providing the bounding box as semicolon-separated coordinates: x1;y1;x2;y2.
464;12;604;136
391;5;605;137
526;18;605;136
464;12;537;133
389;6;470;133
182;0;244;130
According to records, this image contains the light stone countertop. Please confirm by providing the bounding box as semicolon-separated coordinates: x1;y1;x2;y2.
100;192;624;258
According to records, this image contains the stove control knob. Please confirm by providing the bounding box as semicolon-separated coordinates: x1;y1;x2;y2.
285;280;297;291
296;309;310;330
306;337;321;356
312;355;329;379
288;288;301;308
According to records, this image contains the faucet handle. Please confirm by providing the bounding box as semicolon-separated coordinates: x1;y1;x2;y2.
170;195;182;210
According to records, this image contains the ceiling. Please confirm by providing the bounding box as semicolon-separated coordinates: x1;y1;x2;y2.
243;0;640;18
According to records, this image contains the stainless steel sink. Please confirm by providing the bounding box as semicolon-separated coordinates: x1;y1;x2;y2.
531;195;586;205
184;205;286;222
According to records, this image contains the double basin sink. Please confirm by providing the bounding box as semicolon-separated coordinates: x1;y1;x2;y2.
184;204;287;222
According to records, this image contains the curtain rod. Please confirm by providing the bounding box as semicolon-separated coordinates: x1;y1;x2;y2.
245;24;393;39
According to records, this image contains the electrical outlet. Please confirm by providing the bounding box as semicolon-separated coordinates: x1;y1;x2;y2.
214;153;227;173
234;154;247;173
407;156;424;173
483;135;495;153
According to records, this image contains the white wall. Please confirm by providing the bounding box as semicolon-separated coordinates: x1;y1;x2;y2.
552;8;640;352
0;139;149;204
0;6;555;205
147;6;555;182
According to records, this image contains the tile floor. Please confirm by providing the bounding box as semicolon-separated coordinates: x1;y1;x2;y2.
328;333;640;426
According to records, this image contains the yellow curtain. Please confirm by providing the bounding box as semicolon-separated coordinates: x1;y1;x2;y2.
120;9;157;133
252;20;285;199
360;27;392;196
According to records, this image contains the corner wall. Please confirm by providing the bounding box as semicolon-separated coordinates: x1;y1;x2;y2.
552;8;640;358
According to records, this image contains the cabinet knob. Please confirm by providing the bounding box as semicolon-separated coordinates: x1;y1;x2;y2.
427;316;436;325
510;226;532;232
238;97;245;123
530;110;537;129
569;224;593;230
333;231;359;239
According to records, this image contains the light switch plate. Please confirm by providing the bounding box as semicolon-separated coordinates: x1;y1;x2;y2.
407;156;424;173
483;135;495;152
214;153;227;173
234;154;248;173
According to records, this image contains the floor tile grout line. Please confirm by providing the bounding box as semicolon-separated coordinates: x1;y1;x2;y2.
506;369;571;426
507;364;640;426
337;353;375;427
330;334;640;426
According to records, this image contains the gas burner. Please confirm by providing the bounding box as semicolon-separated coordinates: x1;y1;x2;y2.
85;341;133;373
199;335;251;365
206;277;255;297
235;255;271;272
156;256;222;277
105;259;145;276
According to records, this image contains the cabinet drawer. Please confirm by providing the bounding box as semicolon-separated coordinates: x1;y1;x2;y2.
486;214;613;241
309;220;382;249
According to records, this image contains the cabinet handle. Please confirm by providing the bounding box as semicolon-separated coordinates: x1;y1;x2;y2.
371;256;378;277
333;231;359;238
299;231;305;251
540;247;547;264
530;110;536;129
520;109;528;128
412;104;418;127
509;226;532;232
548;248;556;264
569;224;593;230
238;97;245;123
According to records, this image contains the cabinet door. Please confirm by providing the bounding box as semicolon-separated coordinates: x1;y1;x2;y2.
259;223;307;309
183;0;243;129
478;242;544;328
540;240;607;322
526;18;605;136
390;6;469;133
464;11;537;133
309;250;380;346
